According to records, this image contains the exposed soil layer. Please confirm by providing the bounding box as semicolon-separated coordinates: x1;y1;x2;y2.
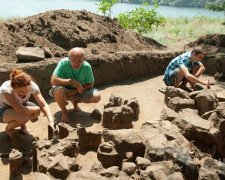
187;34;225;54
0;9;165;64
0;9;225;180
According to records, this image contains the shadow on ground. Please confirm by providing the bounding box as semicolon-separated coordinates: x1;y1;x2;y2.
54;109;101;128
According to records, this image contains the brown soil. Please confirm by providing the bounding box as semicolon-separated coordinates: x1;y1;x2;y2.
0;9;225;179
187;34;225;54
0;75;224;179
0;9;165;64
0;75;165;179
0;10;223;65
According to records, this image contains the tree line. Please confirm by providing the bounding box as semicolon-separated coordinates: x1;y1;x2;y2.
118;0;224;8
97;0;224;35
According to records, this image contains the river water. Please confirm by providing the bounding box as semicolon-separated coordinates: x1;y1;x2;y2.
0;0;223;18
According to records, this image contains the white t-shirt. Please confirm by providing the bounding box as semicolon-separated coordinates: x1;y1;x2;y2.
0;80;40;109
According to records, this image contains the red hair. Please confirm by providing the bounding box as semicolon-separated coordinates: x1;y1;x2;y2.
10;69;31;88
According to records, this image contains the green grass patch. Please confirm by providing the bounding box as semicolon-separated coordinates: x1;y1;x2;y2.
145;16;225;46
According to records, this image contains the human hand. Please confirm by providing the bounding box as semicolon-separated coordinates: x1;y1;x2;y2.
203;80;214;89
75;82;83;93
207;80;215;89
71;80;83;93
49;122;59;133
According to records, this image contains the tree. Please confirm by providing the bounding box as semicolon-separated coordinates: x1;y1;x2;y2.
206;2;225;12
116;1;165;34
206;1;225;24
97;0;118;17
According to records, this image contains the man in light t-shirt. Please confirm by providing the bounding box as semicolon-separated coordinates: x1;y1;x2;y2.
50;47;101;123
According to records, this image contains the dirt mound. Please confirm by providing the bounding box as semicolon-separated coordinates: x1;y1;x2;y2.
0;9;165;64
187;34;225;54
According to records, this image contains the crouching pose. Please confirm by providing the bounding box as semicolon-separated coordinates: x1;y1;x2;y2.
50;47;101;123
0;69;57;137
163;48;214;91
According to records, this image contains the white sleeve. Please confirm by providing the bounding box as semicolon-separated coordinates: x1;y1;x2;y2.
31;81;40;94
1;81;12;94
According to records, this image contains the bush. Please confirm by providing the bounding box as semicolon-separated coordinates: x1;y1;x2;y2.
206;2;225;12
117;4;165;34
97;0;118;17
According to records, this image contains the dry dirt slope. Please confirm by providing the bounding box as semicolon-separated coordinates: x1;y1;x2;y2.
0;9;165;64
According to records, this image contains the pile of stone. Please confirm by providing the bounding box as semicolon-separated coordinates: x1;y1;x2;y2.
102;94;140;129
162;86;225;159
7;92;225;179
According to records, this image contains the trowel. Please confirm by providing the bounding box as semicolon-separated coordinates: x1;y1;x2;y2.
52;121;59;144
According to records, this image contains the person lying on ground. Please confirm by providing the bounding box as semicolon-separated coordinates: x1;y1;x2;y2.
163;48;214;92
0;69;58;137
50;47;101;123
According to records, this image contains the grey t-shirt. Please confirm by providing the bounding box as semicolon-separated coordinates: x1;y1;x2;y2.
0;80;39;109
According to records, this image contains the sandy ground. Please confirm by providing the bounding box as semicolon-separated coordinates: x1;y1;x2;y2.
28;75;167;137
0;75;225;179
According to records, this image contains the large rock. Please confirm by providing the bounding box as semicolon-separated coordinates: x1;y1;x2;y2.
174;152;199;180
124;97;140;121
160;107;178;122
176;108;213;145
164;86;190;105
168;97;195;112
97;141;122;168
195;89;219;116
199;157;225;180
102;106;134;129
122;162;137;175
77;124;102;151
16;46;45;62
140;161;173;180
208;103;225;157
102;129;146;161
47;155;70;179
135;157;151;170
9;149;23;177
142;121;191;161
103;95;140;129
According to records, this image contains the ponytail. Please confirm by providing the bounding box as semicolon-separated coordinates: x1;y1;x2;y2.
10;69;31;88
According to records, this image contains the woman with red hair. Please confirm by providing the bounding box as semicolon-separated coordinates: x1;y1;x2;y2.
0;69;56;137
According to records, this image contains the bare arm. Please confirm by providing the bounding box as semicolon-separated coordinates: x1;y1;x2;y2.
180;66;208;86
195;63;205;78
82;83;94;91
33;91;54;125
51;75;83;93
3;93;29;115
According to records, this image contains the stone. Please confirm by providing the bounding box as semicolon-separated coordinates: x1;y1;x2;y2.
195;89;219;116
91;109;102;121
100;166;120;177
136;157;151;170
9;149;23;176
122;162;137;175
16;46;45;62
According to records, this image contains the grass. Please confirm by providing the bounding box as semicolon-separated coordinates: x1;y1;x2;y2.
0;17;21;22
145;16;225;47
